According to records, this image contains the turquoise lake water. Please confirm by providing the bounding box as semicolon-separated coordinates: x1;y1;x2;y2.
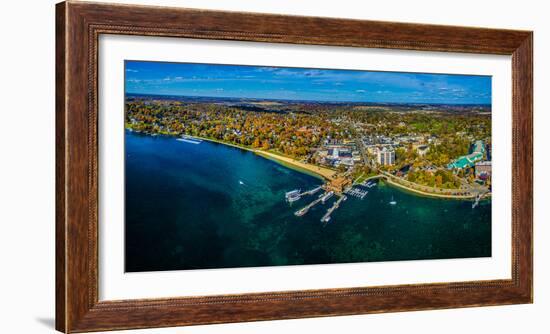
125;131;491;272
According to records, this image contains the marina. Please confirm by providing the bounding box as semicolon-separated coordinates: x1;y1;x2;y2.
345;187;368;199
291;181;368;223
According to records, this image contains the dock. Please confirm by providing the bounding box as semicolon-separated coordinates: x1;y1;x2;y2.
321;195;347;225
294;191;334;217
321;191;334;203
300;185;322;196
294;196;323;217
361;180;377;188
472;193;482;209
344;187;368;199
285;185;323;203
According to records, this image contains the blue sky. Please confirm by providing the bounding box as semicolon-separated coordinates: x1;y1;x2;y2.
125;61;491;104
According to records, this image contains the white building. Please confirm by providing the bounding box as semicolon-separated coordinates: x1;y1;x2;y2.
475;161;492;178
416;145;429;157
377;147;395;166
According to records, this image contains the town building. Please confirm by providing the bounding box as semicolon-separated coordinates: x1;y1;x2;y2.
319;144;359;168
416;145;429;157
447;140;486;170
327;176;352;193
377;147;395;166
475;161;492;178
331;147;339;159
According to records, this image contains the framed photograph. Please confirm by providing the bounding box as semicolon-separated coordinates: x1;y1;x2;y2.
56;1;532;332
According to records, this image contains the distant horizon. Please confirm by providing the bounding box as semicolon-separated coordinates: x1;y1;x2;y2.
125;61;492;105
125;92;492;106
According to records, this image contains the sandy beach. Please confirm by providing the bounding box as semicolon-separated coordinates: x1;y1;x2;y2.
254;150;337;180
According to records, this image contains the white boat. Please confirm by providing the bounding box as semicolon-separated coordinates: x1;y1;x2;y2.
287;195;301;203
321;191;334;203
285;189;301;197
389;196;397;205
285;189;301;202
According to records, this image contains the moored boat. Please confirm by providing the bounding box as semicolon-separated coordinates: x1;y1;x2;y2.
285;189;301;202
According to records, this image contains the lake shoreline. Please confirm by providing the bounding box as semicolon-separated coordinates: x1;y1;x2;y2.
167;132;337;181
382;178;491;201
128;130;489;201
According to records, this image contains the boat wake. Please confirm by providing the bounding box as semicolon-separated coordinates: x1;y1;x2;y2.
176;138;201;144
176;135;203;144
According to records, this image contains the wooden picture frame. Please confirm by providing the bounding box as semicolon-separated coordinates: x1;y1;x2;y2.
56;1;533;332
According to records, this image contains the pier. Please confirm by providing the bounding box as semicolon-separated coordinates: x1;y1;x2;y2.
294;196;323;217
294;191;334;217
290;173;369;223
321;195;347;225
472;193;482;209
300;185;323;196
